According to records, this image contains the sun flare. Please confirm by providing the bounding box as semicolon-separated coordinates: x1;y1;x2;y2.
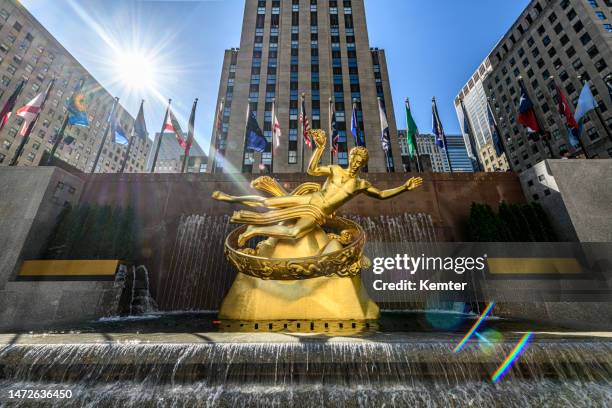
115;50;157;92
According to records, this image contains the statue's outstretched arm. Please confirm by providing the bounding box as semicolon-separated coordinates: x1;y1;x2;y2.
365;177;423;200
307;130;332;177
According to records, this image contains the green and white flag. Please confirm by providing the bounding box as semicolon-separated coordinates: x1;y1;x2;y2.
405;99;418;159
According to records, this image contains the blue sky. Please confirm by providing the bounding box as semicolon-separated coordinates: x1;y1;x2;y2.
21;0;530;151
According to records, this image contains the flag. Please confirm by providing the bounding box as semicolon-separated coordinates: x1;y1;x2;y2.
431;97;447;149
112;123;129;145
574;82;598;124
351;101;363;146
163;107;186;148
555;83;580;148
246;105;267;153
486;102;504;157
300;96;311;148
184;98;198;155
517;81;540;133
0;80;25;131
108;99;128;145
133;100;148;141
215;99;224;137
16;91;46;136
405;99;418;159
460;100;478;161
330;100;339;155
378;98;390;152
272;101;281;150
67;79;89;127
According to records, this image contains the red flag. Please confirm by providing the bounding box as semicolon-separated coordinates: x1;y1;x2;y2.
16;91;46;136
164;107;186;148
300;96;311;148
556;84;578;130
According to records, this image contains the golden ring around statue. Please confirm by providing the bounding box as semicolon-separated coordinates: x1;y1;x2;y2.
224;217;369;281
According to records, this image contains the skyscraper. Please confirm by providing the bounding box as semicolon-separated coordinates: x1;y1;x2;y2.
454;57;510;172
482;0;611;173
0;1;151;173
208;0;402;174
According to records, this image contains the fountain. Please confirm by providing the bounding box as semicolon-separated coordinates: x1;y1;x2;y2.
0;131;610;406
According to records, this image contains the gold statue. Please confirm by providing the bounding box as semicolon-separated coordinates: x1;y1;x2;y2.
214;130;422;247
213;129;423;325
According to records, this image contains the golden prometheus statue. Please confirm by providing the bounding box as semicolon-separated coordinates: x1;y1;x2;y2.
213;129;423;324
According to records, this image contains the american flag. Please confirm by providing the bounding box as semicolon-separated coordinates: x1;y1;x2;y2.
300;97;312;148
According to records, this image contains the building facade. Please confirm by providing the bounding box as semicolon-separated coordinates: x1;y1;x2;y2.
149;132;207;173
0;1;151;172
208;0;403;174
454;57;511;172
416;134;451;173
482;0;612;173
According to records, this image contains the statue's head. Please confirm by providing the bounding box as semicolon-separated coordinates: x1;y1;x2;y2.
348;147;369;175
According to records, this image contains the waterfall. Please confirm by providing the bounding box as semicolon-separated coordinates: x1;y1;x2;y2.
0;340;610;407
154;213;437;312
157;214;236;311
126;265;158;316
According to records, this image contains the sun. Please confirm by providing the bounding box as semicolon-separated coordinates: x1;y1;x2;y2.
115;49;157;92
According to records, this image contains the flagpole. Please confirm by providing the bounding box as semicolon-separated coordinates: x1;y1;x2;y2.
378;97;391;173
271;98;276;174
405;98;422;173
91;97;119;174
120;99;144;174
181;98;199;174
432;97;452;173
551;77;589;159
581;77;612;144
46;78;85;166
300;93;306;173
329;98;333;165
10;79;55;166
518;77;555;159
486;97;510;166
0;79;26;135
150;99;171;173
242;100;250;173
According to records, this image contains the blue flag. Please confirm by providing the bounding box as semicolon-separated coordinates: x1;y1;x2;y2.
351;102;364;146
574;82;598;124
487;103;504;157
113;124;129;145
431;98;447;149
133;100;148;141
67;79;89;127
246;108;267;153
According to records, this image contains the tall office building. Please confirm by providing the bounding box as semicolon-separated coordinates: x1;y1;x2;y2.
208;0;403;174
0;1;151;172
446;134;475;172
482;0;612;173
454;57;510;172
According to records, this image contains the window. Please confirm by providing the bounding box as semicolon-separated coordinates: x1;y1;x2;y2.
595;11;606;20
580;33;591;45
604;23;612;32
